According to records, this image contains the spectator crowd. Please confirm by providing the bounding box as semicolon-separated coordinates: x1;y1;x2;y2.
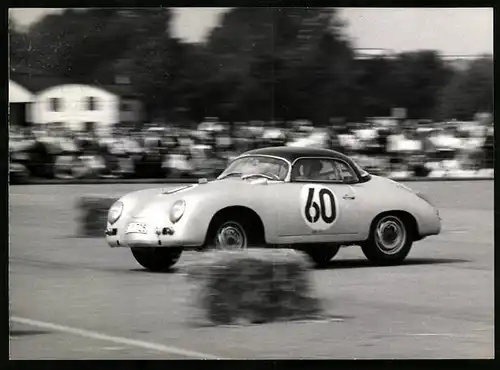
9;116;494;183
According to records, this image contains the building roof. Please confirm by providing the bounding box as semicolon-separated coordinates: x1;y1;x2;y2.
9;80;35;103
95;83;140;98
354;48;396;60
10;70;69;93
10;69;139;98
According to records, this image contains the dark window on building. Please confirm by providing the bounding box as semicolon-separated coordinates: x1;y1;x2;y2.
87;97;98;111
120;101;133;111
50;98;62;112
85;122;96;134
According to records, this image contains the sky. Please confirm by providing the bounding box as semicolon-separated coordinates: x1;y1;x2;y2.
9;7;493;56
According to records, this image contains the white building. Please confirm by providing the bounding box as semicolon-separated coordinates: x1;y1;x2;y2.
9;80;34;103
354;48;396;60
441;55;488;71
9;80;34;127
10;70;143;136
31;84;141;136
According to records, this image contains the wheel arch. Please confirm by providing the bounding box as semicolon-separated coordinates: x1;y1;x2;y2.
203;205;267;247
369;210;420;241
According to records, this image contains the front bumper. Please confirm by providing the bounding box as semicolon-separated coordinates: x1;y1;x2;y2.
105;218;201;248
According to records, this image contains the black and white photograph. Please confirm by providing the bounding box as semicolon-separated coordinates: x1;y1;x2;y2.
8;6;493;359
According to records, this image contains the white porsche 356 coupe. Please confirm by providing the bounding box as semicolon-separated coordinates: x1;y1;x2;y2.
105;147;441;271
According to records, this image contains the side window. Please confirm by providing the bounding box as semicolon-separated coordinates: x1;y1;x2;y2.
292;158;358;183
317;160;342;181
335;161;357;182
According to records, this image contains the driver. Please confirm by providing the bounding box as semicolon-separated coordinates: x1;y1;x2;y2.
298;159;323;180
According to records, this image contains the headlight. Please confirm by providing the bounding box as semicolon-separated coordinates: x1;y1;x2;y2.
169;200;186;224
108;201;124;225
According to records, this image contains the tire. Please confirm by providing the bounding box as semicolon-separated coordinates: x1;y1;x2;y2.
131;247;182;272
305;245;340;267
213;220;248;250
361;214;413;265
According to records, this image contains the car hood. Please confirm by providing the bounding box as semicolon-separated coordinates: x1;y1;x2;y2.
163;177;278;198
120;178;277;218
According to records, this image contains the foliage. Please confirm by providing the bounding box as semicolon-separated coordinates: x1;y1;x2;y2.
436;56;493;120
9;18;30;70
204;8;356;124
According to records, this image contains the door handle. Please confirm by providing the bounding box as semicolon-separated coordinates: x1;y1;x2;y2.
343;194;355;200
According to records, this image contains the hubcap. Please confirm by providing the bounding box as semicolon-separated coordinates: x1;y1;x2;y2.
216;222;246;250
375;216;406;255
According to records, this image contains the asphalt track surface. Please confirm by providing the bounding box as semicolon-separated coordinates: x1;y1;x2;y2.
9;181;494;359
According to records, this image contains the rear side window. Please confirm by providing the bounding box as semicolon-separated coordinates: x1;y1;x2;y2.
291;158;358;183
335;161;357;183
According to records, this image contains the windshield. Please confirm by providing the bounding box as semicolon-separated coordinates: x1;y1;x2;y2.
218;156;289;181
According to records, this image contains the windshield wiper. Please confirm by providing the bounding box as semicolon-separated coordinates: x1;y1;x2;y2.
218;172;242;180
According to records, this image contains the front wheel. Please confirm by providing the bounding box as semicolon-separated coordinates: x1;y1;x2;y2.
361;214;413;265
304;245;340;267
214;220;248;250
131;247;182;272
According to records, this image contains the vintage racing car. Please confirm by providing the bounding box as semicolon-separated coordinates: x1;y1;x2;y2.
105;147;441;271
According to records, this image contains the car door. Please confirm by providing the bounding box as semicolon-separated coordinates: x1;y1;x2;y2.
315;160;362;238
311;182;361;238
275;181;317;238
276;157;361;242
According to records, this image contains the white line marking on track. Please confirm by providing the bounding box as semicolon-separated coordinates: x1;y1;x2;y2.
102;346;127;351
11;316;225;359
399;333;480;338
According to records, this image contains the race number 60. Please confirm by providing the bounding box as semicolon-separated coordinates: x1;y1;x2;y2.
300;185;338;231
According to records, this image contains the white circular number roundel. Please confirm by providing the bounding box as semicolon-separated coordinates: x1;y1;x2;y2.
300;185;338;231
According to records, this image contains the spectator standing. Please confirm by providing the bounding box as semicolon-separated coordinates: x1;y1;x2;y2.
32;126;59;178
328;118;345;153
387;124;406;172
95;133;114;175
483;124;494;169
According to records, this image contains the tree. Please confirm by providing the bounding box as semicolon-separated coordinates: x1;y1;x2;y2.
349;50;454;120
388;50;454;119
9;17;30;72
12;9;192;121
347;57;395;120
23;9;172;80
436;56;493;120
204;7;356;123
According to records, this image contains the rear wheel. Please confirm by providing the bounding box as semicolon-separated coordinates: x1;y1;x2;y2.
131;247;182;271
304;245;340;267
361;214;413;265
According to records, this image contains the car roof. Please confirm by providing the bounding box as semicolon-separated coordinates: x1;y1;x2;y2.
244;146;352;164
237;146;371;182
